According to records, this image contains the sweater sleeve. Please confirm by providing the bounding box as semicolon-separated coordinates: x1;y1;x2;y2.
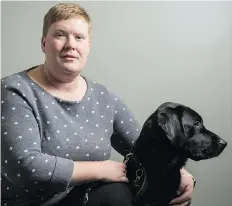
1;86;74;192
110;93;142;156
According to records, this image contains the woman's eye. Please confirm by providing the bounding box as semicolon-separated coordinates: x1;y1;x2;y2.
55;33;65;37
76;36;84;40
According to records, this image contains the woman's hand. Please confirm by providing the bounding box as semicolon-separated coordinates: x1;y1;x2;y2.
169;172;195;206
98;160;128;183
71;160;128;186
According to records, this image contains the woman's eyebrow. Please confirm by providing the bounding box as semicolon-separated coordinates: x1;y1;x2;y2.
54;28;67;33
54;28;85;36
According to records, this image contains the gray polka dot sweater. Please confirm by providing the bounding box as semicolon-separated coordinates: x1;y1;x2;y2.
1;67;141;206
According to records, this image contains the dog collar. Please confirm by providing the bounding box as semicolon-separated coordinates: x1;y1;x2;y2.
124;144;148;204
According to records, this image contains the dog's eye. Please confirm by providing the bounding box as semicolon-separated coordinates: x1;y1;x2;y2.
193;121;201;127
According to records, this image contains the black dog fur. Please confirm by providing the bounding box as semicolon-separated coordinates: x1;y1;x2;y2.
127;102;227;206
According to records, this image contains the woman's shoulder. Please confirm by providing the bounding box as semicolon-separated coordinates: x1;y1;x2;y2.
84;76;121;100
2;69;32;86
1;69;35;102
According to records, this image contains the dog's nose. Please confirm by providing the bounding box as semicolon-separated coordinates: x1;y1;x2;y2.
219;139;227;147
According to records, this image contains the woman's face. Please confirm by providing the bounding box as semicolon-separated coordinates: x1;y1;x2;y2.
41;17;91;78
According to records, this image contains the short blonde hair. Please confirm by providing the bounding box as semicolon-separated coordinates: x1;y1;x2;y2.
42;3;92;37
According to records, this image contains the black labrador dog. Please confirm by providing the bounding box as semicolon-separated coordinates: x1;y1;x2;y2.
82;102;227;206
125;102;227;206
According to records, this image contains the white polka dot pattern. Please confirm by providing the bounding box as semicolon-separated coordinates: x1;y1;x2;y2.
1;71;141;205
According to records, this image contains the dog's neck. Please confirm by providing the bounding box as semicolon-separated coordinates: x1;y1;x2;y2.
134;124;188;175
131;124;188;205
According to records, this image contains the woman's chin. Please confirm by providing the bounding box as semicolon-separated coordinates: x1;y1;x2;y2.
61;64;82;75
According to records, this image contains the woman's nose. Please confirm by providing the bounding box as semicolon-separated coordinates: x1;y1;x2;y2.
65;35;77;50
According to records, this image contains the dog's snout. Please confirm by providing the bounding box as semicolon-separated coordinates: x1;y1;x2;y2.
219;139;227;145
219;139;227;147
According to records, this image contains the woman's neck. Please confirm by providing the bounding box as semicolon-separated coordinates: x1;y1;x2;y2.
27;64;88;102
41;64;82;93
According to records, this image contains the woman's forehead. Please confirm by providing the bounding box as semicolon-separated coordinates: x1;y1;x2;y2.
49;18;89;34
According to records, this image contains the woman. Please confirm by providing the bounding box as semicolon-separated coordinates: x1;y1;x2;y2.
1;3;195;206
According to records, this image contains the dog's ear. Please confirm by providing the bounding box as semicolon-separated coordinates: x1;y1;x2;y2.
144;118;153;129
157;108;186;148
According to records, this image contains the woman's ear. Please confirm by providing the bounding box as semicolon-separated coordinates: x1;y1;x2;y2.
41;36;46;53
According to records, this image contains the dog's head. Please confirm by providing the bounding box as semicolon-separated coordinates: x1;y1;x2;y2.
146;102;227;161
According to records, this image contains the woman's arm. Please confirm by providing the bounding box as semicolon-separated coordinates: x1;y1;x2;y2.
109;93;141;156
2;91;128;192
181;167;196;187
1;99;74;192
70;160;128;186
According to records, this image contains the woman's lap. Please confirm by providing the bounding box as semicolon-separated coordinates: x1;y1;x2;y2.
57;182;133;206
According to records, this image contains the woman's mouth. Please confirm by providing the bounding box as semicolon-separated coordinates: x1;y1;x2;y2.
62;55;78;61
